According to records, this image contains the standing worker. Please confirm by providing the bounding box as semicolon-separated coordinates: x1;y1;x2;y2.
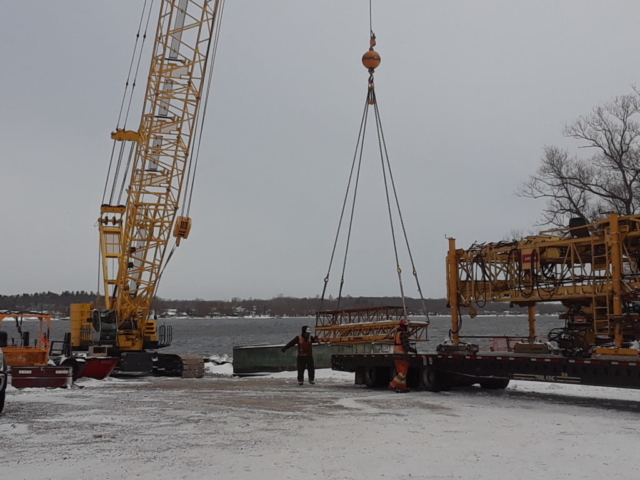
389;319;417;393
282;326;320;386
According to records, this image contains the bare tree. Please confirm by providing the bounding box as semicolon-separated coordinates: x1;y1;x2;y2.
520;93;640;227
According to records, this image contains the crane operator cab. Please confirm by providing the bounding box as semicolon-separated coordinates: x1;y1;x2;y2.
91;310;118;345
70;303;171;354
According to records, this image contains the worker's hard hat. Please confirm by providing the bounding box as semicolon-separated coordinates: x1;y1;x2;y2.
399;319;409;327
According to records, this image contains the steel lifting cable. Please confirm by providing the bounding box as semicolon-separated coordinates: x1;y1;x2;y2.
183;0;226;218
371;91;430;324
371;88;409;319
158;0;226;292
319;96;371;312
116;142;136;205
102;0;153;205
336;101;371;310
109;141;127;204
321;5;430;324
320;0;377;312
113;1;156;206
122;0;156;130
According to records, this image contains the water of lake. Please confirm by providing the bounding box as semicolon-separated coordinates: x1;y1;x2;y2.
9;314;565;358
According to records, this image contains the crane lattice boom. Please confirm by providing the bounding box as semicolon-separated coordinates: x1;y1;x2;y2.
97;0;221;350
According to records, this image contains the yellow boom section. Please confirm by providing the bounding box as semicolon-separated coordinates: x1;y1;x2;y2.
99;0;221;350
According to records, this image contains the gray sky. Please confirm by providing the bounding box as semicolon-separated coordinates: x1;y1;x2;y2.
2;1;640;301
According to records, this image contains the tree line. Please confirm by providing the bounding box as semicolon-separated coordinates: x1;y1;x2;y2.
0;291;562;318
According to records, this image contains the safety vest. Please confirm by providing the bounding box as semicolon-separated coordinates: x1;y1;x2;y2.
393;331;405;354
297;335;313;356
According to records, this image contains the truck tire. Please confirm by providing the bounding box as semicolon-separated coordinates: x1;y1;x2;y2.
419;366;443;392
0;389;4;414
479;378;510;390
364;367;380;388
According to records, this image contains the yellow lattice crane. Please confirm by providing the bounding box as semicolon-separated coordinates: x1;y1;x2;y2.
446;213;640;358
71;0;224;374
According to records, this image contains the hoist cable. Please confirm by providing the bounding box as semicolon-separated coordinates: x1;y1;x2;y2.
370;87;408;319
373;100;430;323
123;0;155;130
337;104;370;311
319;95;371;312
153;242;178;300
117;0;150;129
109;141;127;204
101;140;119;205
157;0;226;300
184;0;226;217
117;142;136;205
102;1;152;206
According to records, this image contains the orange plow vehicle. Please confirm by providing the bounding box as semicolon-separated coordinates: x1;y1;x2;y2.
0;312;72;388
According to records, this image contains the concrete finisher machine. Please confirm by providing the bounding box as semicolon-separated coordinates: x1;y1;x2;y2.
70;0;224;377
333;213;640;391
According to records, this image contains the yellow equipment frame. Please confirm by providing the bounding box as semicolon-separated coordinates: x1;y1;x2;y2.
0;313;52;367
447;213;640;350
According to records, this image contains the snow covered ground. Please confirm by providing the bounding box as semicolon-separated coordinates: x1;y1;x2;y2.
1;369;639;480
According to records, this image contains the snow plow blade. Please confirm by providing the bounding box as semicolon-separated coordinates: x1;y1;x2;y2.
155;353;205;378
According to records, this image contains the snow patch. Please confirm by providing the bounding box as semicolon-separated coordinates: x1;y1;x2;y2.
205;354;233;376
0;423;29;435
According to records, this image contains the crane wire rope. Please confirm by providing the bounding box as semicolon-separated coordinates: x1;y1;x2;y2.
336;103;370;310
319;97;371;312
112;1;155;206
321;5;430;326
155;0;226;300
320;0;376;312
122;0;155;130
372;93;430;323
101;0;154;205
183;0;226;218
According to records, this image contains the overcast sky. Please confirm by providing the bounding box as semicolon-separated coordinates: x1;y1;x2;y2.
2;1;640;301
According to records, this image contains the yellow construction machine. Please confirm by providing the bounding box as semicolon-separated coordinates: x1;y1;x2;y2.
446;213;640;359
71;0;224;376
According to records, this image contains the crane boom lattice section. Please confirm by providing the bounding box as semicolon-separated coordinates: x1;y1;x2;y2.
97;0;221;349
315;306;428;344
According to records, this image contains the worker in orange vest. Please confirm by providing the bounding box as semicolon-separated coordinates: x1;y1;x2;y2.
282;326;320;386
389;318;417;393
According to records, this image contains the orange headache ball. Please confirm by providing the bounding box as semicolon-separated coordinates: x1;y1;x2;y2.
362;49;381;70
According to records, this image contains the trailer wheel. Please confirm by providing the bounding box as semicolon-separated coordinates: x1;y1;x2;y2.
479;378;510;390
0;389;5;414
62;357;87;381
419;366;442;392
364;367;379;388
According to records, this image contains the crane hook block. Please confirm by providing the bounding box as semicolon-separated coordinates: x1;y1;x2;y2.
173;216;192;242
111;128;144;143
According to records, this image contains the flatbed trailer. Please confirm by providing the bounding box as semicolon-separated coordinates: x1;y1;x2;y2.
332;351;640;392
